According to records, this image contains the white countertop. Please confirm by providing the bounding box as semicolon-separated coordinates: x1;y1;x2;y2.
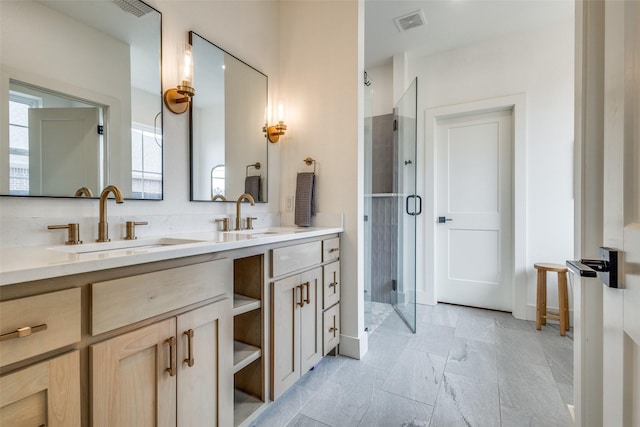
0;226;342;286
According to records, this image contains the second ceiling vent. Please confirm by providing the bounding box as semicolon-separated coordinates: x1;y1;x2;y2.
393;9;427;32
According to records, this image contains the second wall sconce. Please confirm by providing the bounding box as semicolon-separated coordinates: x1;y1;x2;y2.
164;42;195;114
263;103;287;143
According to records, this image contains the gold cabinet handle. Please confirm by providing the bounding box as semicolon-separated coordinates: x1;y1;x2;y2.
329;248;339;253
0;324;48;342
183;329;194;367
329;316;338;336
304;282;311;305
297;285;305;307
165;336;176;377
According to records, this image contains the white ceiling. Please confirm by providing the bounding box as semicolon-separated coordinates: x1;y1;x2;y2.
365;0;574;68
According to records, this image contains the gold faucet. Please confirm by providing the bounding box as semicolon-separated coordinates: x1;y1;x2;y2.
97;185;124;242
235;193;255;230
74;186;93;197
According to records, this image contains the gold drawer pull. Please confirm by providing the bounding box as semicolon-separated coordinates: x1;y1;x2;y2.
0;324;48;342
329;281;338;288
329;327;338;333
183;329;194;367
328;248;339;253
165;336;176;377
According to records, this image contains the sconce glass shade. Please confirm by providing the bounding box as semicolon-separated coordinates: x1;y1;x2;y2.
164;42;195;114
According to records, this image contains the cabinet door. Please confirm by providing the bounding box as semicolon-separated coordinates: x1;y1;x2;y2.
91;318;177;427
177;299;233;427
0;350;80;427
271;275;301;399
299;267;323;373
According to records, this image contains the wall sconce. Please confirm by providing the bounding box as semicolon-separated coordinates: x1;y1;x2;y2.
164;43;195;114
263;103;287;143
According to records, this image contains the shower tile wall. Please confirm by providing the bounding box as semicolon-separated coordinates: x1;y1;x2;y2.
371;114;397;304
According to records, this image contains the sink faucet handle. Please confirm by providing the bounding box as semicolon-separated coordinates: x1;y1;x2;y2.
125;221;148;240
246;217;258;230
215;218;230;232
47;223;82;245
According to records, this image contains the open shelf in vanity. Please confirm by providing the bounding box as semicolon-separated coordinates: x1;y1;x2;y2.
233;255;266;426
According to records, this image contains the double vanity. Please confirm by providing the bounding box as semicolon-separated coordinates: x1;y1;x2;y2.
0;226;342;426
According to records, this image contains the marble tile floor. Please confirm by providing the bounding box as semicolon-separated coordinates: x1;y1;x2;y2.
365;301;395;334
251;303;574;427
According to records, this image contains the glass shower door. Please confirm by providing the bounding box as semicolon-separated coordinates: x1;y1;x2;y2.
392;78;419;332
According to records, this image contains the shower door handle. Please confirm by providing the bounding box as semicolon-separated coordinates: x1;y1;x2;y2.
406;195;422;216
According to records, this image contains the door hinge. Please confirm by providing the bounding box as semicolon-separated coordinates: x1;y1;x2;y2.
97;125;104;135
393;119;398;131
392;279;397;291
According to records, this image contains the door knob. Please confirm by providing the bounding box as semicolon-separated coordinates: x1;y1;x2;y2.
438;216;453;224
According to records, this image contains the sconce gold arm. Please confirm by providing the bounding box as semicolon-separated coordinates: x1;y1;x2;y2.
263;121;287;143
164;81;195;114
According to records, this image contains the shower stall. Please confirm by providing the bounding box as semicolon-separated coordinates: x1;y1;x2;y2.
364;75;419;333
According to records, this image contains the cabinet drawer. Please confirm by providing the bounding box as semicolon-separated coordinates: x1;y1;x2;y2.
91;258;232;335
0;288;81;368
322;303;340;356
322;261;340;309
271;241;321;278
322;237;340;262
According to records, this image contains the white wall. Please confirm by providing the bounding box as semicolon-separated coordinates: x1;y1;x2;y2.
278;0;365;357
408;20;575;317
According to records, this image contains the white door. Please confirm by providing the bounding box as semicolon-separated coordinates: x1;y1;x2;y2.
436;109;513;311
601;0;640;424
29;107;100;196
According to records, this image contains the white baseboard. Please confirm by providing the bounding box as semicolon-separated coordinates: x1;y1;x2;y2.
338;330;368;359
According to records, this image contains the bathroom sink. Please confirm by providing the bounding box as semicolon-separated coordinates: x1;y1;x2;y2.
50;237;204;255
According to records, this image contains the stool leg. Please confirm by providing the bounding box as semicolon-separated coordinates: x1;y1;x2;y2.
536;269;546;330
558;272;569;336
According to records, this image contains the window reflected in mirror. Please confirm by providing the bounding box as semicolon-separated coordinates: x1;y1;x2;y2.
1;0;162;200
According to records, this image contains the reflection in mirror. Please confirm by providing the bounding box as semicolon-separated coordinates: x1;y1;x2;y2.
0;0;162;199
190;32;268;202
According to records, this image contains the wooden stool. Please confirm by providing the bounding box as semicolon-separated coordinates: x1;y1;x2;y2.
535;263;570;336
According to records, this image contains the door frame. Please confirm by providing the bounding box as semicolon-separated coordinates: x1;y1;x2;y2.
422;93;527;319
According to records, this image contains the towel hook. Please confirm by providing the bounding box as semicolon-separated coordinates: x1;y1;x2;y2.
246;162;261;177
303;157;316;174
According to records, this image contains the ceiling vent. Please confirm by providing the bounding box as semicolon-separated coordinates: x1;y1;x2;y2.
393;9;427;32
112;0;153;17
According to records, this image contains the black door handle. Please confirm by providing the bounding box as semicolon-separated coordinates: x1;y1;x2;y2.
406;195;422;216
438;216;453;224
567;247;619;288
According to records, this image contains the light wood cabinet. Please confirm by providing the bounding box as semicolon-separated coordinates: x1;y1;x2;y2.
232;255;267;427
0;350;80;427
91;299;233;427
271;267;322;400
0;288;81;368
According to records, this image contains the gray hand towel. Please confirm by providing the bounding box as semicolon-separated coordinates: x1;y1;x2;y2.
244;175;261;202
295;172;315;227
